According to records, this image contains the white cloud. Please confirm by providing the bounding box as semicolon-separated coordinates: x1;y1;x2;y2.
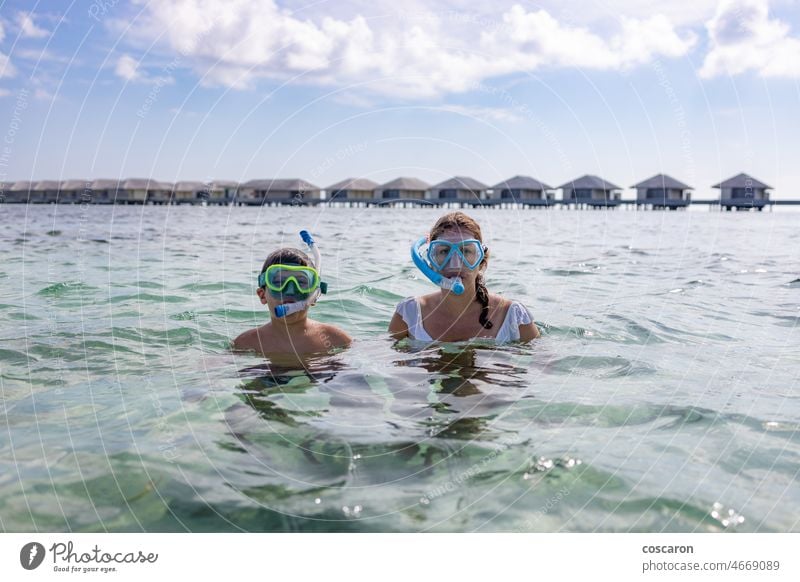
0;52;15;79
700;0;800;78
120;0;696;98
553;0;720;28
431;104;524;123
33;88;54;101
115;54;141;81
17;12;49;39
115;53;175;85
0;20;5;43
168;106;199;117
479;7;696;71
0;88;11;98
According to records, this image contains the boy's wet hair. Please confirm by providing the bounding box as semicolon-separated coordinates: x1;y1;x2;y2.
259;248;312;288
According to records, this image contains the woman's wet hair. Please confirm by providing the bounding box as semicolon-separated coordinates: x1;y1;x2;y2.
259;248;312;288
429;211;493;329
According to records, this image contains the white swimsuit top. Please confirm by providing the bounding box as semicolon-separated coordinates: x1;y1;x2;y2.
394;296;534;343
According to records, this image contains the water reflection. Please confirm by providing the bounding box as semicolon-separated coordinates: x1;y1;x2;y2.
233;355;346;426
393;342;532;442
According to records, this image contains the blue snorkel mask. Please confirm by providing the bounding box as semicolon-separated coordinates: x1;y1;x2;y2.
411;237;486;295
260;230;328;318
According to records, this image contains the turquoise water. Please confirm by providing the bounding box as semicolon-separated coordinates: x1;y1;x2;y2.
1;204;798;532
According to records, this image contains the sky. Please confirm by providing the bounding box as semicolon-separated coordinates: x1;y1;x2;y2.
0;0;799;199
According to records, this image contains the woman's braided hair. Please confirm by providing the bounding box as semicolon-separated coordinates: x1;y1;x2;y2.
429;212;492;329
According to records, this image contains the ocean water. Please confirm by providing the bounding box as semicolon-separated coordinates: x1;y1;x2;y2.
1;204;798;532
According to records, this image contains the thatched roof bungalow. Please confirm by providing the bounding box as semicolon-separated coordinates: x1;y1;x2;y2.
174;181;209;203
59;179;93;203
4;180;33;203
210;180;238;203
632;174;692;208
326;177;379;201
119;178;152;203
490;175;553;203
149;180;174;203
560;175;622;205
90;179;122;204
374;177;430;200
240;179;321;204
429;176;488;201
31;180;61;203
713;173;771;209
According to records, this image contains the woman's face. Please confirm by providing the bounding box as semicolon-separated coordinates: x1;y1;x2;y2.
432;227;485;287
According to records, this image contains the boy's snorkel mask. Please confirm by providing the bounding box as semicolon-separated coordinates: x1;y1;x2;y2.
411;236;486;295
258;230;328;318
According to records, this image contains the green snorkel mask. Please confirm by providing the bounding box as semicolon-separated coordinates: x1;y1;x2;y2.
258;231;328;317
259;264;321;298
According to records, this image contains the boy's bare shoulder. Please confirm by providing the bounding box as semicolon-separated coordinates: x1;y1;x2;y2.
231;325;270;351
315;322;352;347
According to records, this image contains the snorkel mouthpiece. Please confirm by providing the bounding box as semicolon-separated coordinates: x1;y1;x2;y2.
440;275;465;294
271;230;326;318
411;237;465;295
274;300;310;318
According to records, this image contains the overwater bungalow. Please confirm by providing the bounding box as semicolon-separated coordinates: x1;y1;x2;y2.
239;179;321;205
430;176;488;202
174;181;209;204
119;179;173;204
374;177;430;201
149;180;174;204
325;178;379;202
173;180;234;204
117;178;152;204
59;179;93;203
560;174;622;207
490;175;554;205
632;174;692;209
31;180;61;203
712;173;771;210
210;180;238;205
90;179;122;204
6;180;33;203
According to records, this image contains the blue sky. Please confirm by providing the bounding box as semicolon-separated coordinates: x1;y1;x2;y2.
0;0;799;199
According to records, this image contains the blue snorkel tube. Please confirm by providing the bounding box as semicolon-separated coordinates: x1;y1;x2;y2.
273;230;327;318
411;237;465;295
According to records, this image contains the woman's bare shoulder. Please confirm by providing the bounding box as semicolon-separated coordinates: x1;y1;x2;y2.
487;293;513;317
416;292;440;308
488;293;512;307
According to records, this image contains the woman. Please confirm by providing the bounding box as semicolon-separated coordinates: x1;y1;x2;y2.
389;212;539;342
